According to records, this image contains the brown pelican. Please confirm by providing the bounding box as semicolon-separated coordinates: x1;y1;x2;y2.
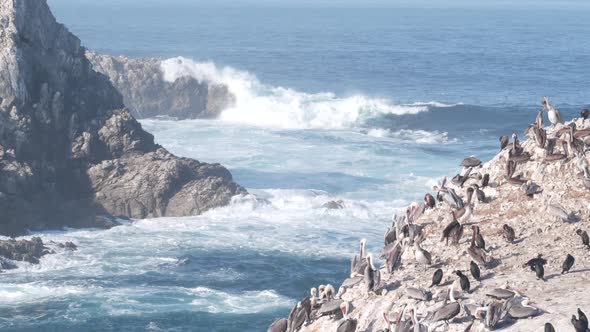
499;135;509;150
503;224;516;243
510;133;524;155
315;298;344;319
384;226;397;246
267;318;287;332
336;302;357;332
364;253;380;294
288;302;307;332
470;261;481;281
431;284;461;323
405;287;432;301
468;228;488;266
381;239;405;274
562;254;575;274
424;193;436;209
455;187;474;222
506;159;517;178
546;198;571;222
461;156;481;168
430;269;443;287
577;229;590;248
350;239;367;277
527;124;547;148
507;298;539;319
414;238;432;265
441;211;462;245
340;276;362;289
408;307;427;332
486;287;519;300
582;109;590;121
475;301;504;329
433;178;464;208
454;271;470;293
542;97;562;127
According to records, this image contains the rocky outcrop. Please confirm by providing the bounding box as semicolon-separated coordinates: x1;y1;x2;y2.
86;52;235;119
0;0;245;235
283;115;590;331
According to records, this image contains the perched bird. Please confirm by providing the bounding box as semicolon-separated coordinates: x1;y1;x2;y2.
562;254;575;274
473;226;486;251
480;173;490;188
432;284;461;323
461;156;481;168
542;97;562;127
581;108;589;121
442;212;462;245
534;262;545;281
572;307;589;332
472;184;486;202
544;322;555;332
414;240;432;265
364;253;380;294
470;261;481;281
524;254;547;269
424;193;436;209
430;269;443;288
454;270;470;293
336;302;357;332
522;180;542;197
503;224;516;243
499;135;509;150
577;229;590;249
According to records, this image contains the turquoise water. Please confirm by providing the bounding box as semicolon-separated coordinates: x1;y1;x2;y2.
0;1;588;331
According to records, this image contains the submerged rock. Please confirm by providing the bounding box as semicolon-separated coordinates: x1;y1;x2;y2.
0;0;245;235
323;200;345;209
0;237;46;264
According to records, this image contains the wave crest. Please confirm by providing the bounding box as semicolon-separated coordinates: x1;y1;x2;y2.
160;57;429;129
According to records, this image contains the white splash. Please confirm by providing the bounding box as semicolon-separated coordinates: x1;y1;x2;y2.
160;57;429;129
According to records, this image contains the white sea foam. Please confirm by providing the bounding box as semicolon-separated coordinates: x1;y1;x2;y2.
188;287;291;314
365;128;454;144
160;57;429;129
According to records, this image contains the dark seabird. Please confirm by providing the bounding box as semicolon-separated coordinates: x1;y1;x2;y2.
473;226;486;251
430;269;443;288
424;193;436;209
364;253;379;294
544;322;556;332
572;308;589;332
336;302;357;332
442;211;461;245
499;136;509;150
472;184;485;202
384;227;396;246
534;262;545;281
470;261;481;281
524;254;547;269
267;318;287;332
480;173;490;188
577;229;590;248
454;270;470;293
581;109;589;121
503;224;516;243
461;156;481;168
562;254;575;274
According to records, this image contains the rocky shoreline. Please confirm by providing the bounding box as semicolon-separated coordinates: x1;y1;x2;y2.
0;0;244;236
271;107;590;331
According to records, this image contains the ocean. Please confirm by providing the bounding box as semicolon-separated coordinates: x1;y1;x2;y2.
0;0;589;331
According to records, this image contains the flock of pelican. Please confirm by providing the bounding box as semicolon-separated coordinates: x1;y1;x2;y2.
268;98;590;332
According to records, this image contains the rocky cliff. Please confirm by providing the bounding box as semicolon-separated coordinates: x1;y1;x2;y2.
0;0;245;235
277;113;590;331
86;52;235;119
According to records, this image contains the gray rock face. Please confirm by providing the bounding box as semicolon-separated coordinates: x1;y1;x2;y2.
86;52;236;119
0;0;245;235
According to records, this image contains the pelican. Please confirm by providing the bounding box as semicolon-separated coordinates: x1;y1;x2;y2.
364;253;380;294
414;238;432;265
424;193;436;209
468;226;488;266
460;156;481;168
381;239;404;274
472;184;485;202
473;226;486;251
581;108;590;121
431;284;461;323
405;287;432;301
408;307;427;332
267;318;287;332
454;187;474;221
499;135;509;150
441;211;462;245
336;302;357;332
485;287;518;300
542;97;562;127
351;238;367;277
507;298;539;319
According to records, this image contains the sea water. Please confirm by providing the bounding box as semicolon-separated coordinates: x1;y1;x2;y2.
1;1;589;331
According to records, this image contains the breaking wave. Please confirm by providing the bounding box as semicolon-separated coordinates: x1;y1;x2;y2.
160;57;457;130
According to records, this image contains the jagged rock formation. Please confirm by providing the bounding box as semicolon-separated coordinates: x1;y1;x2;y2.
284;115;590;331
86;52;236;119
0;0;245;235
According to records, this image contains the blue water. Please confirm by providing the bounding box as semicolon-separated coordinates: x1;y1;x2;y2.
0;1;589;331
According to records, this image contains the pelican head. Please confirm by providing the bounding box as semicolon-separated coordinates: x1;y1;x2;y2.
340;301;351;319
366;253;375;270
310;287;317;298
